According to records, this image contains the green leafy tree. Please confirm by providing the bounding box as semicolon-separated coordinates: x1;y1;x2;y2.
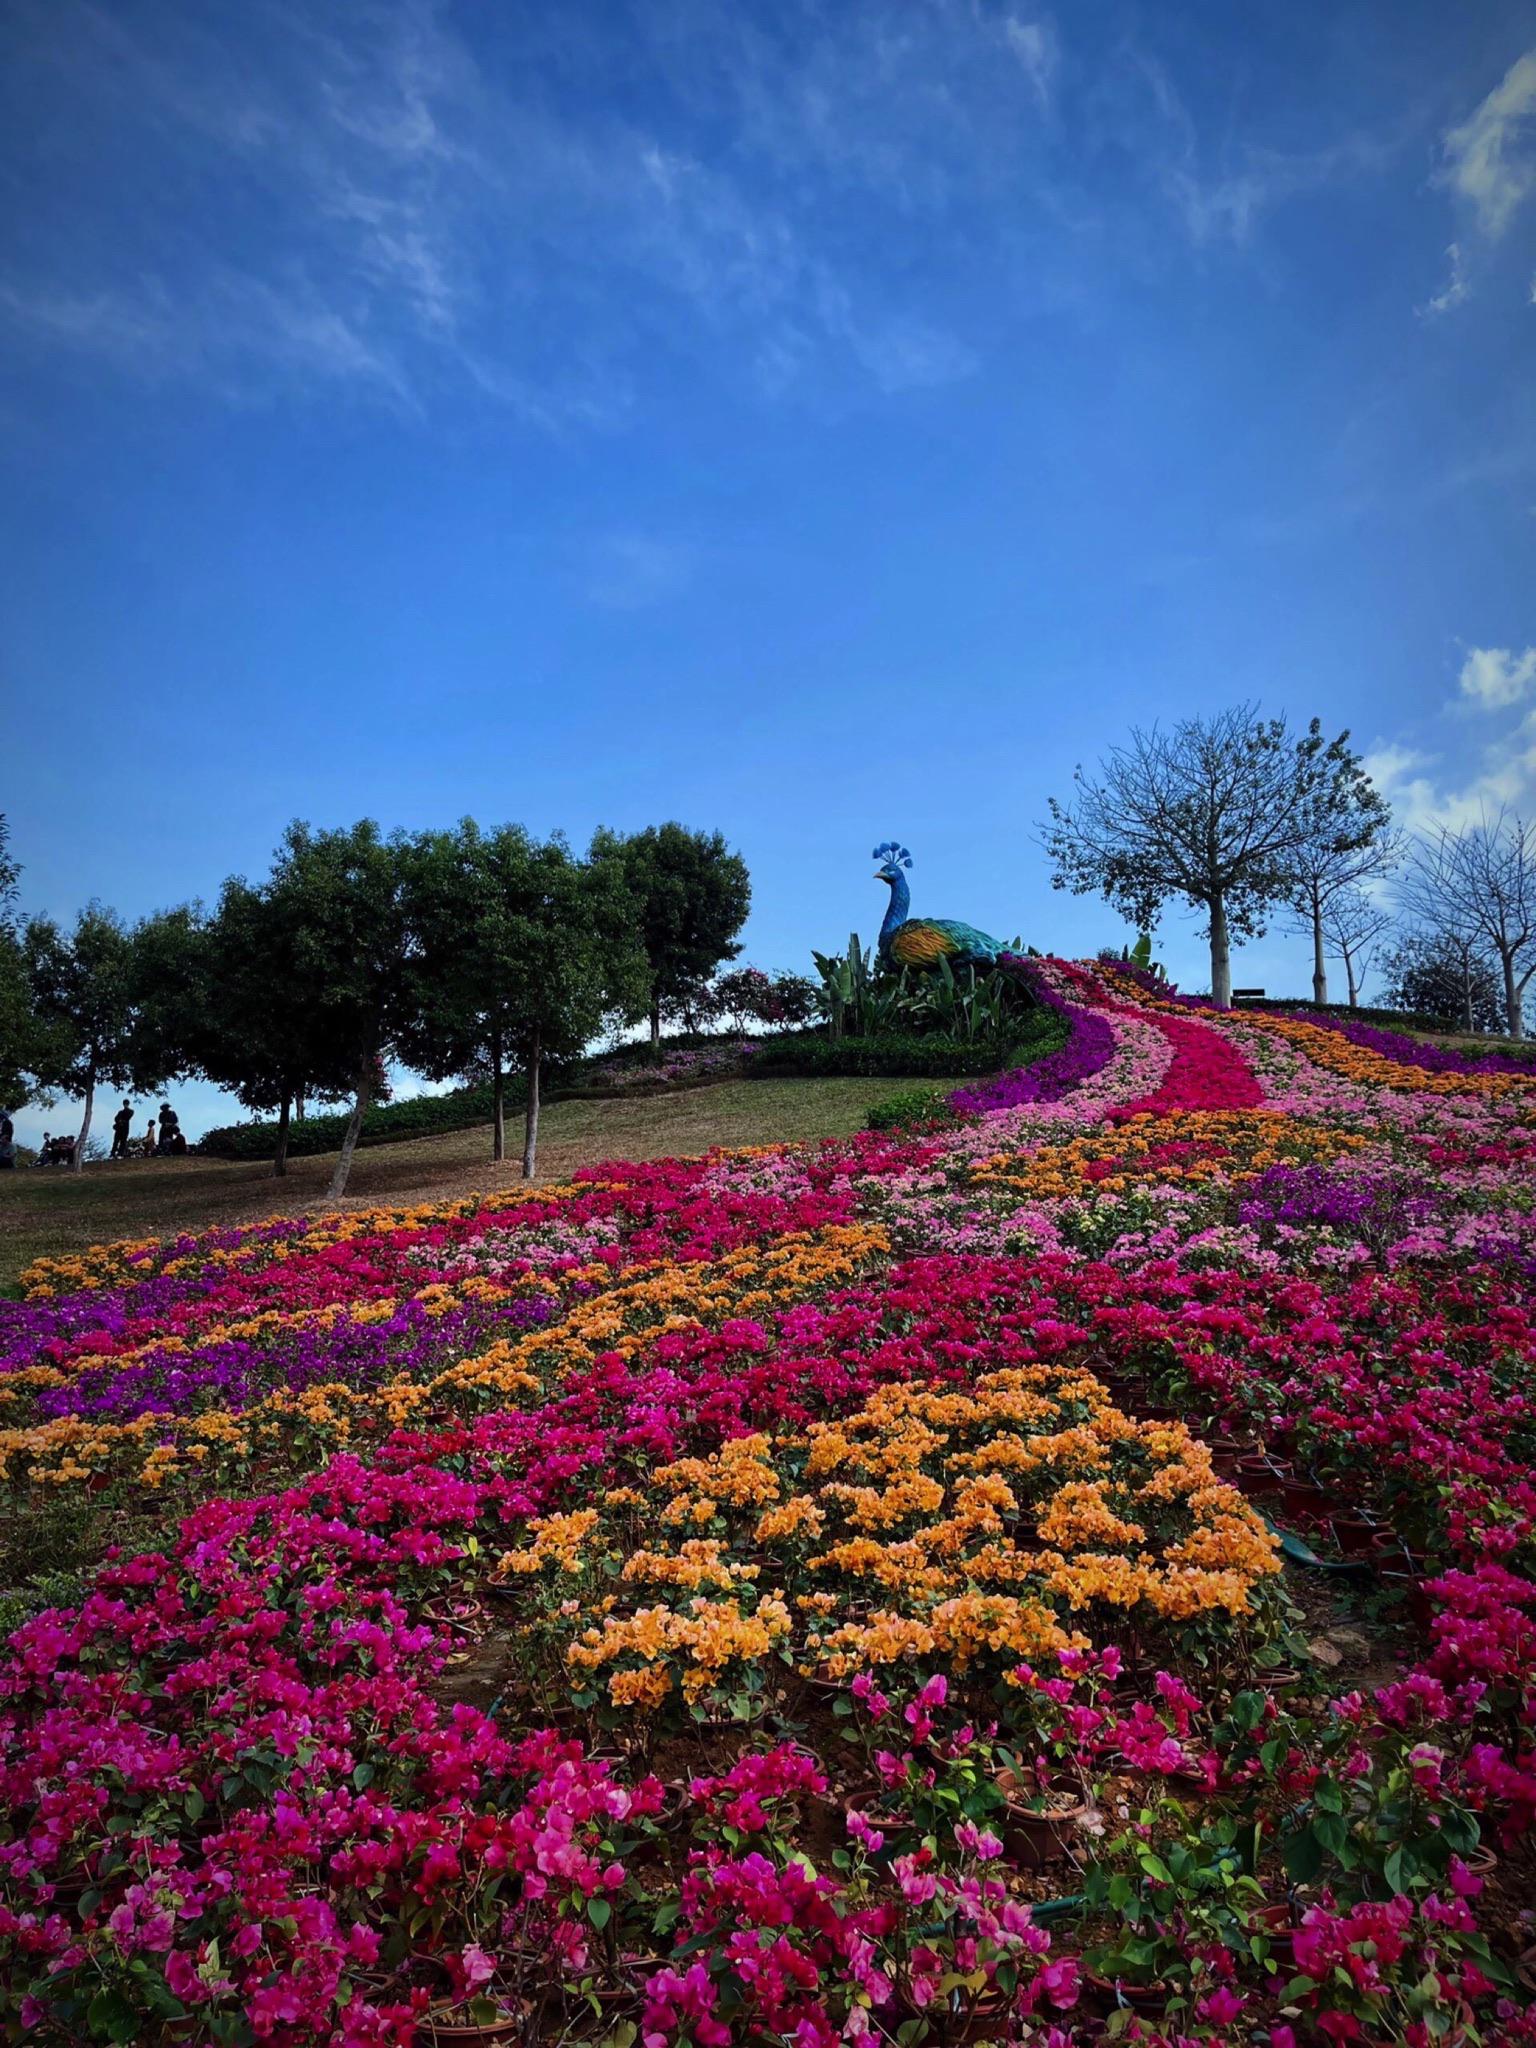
23;906;165;1172
508;833;647;1176
599;823;751;1046
129;903;216;1090
195;879;355;1175
397;820;537;1164
0;816;36;1112
1380;929;1504;1034
264;821;416;1198
1284;726;1400;1004
1044;704;1361;1008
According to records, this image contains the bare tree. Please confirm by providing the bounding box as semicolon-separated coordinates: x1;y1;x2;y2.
1399;809;1536;1038
1043;704;1354;1008
1285;729;1399;1004
1319;887;1395;1009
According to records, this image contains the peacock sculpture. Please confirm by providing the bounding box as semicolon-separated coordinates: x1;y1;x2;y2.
872;842;1008;971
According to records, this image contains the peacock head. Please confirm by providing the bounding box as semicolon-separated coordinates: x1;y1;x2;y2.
873;841;913;885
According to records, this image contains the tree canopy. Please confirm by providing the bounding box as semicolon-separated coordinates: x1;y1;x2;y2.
1399;810;1536;1039
0;818;37;1114
23;906;167;1170
1284;725;1399;1005
263;821;417;1196
600;823;751;1044
396;823;649;1175
1043;704;1375;1007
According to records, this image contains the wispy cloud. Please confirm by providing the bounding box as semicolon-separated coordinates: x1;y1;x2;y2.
1000;18;1058;110
1442;48;1536;240
1417;242;1470;319
0;0;1406;421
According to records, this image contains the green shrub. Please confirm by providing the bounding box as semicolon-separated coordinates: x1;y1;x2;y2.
864;1086;957;1131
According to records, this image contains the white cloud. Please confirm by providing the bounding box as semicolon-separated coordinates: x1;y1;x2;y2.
1418;241;1469;318
1459;645;1536;709
1366;650;1536;836
1001;19;1057;109
1442;48;1536;239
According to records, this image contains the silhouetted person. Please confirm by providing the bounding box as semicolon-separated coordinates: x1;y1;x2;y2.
0;1118;14;1171
111;1100;133;1158
142;1119;157;1158
158;1103;187;1156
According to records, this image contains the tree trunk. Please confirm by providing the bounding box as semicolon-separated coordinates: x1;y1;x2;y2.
295;1088;306;1123
327;1058;375;1200
273;1093;291;1178
1342;949;1360;1008
649;993;661;1051
1502;952;1524;1040
72;1071;95;1174
521;1030;541;1179
491;1026;505;1164
1209;893;1232;1008
1310;885;1327;1007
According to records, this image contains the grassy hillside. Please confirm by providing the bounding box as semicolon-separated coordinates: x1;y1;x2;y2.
0;1073;963;1290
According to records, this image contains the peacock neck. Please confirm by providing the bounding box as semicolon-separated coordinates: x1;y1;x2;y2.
879;872;910;949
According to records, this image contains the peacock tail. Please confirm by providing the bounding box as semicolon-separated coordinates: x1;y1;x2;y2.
887;918;1005;969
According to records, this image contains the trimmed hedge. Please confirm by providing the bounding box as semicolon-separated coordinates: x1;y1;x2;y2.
198;1082;515;1161
755;1009;1069;1081
752;1033;1012;1079
1232;997;1453;1032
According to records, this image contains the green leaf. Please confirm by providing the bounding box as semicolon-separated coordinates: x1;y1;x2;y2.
87;1990;141;2046
352;1763;374;1790
1283;1828;1324;1882
588;1897;612;1929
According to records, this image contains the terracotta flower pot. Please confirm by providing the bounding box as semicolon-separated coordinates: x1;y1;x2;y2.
422;1593;489;1639
1330;1513;1378;1558
1084;1970;1171;2015
995;1769;1088;1867
421;2002;524;2045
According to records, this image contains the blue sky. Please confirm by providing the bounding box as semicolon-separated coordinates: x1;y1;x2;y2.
4;0;1536;1141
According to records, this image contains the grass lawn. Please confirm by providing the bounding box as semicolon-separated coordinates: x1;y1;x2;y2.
0;1074;960;1290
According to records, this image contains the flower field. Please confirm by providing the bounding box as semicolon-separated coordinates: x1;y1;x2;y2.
3;958;1536;2047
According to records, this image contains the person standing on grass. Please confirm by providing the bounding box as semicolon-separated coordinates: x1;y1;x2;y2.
142;1117;156;1157
110;1099;133;1158
0;1118;14;1171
